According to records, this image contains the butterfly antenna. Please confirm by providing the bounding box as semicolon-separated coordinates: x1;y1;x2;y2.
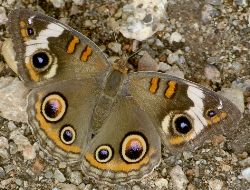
127;48;143;61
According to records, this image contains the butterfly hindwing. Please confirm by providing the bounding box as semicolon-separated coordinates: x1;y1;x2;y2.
27;78;102;163
81;96;161;184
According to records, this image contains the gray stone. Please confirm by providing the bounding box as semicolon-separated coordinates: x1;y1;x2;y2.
155;178;168;189
57;183;78;190
138;51;158;71
119;0;168;41
9;129;36;160
0;148;9;159
7;121;17;131
15;178;23;186
0;77;28;123
204;64;221;82
0;167;5;178
219;88;244;113
0;7;8;25
208;179;224;190
170;165;188;190
69;171;83;185
54;169;66;183
49;0;65;8
239;167;250;182
108;42;122;54
169;32;183;44
206;0;223;6
239;157;250;167
234;0;248;6
0;136;8;149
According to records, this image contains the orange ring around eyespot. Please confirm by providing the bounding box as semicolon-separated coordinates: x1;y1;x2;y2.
35;93;80;153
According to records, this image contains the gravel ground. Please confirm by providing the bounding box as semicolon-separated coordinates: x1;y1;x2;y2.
0;0;250;190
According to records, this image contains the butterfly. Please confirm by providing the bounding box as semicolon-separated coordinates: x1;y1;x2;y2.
4;8;241;184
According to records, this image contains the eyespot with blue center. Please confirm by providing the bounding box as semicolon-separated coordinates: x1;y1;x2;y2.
41;93;67;122
173;115;192;134
60;125;76;145
31;51;52;72
121;132;148;163
95;145;113;163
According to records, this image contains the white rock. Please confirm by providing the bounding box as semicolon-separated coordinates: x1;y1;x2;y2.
49;0;65;8
57;183;78;190
108;42;122;54
167;50;185;65
208;179;224;190
73;0;84;5
169;32;183;44
158;62;171;72
155;178;168;189
0;7;8;25
0;148;9;159
170;165;188;190
7;121;17;131
22;144;36;160
69;171;83;185
166;65;185;79
0;77;28;123
54;169;66;183
0;136;9;149
204;64;221;82
119;0;168;41
9;129;35;159
219;88;245;113
239;157;250;167
239;167;250;182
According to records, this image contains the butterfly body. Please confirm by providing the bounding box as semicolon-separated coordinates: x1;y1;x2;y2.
5;9;241;184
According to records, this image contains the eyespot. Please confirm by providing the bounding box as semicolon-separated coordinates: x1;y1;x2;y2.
41;93;67;122
121;132;148;163
173;115;192;135
60;125;76;145
207;109;217;117
31;51;51;71
27;27;35;36
95;145;113;163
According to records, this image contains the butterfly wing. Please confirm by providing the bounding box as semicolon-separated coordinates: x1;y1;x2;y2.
27;78;103;163
81;96;161;184
8;9;110;87
125;71;241;151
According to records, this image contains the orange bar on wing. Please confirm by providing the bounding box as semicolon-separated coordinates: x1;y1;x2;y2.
67;36;80;54
81;46;92;62
165;80;177;98
149;77;160;94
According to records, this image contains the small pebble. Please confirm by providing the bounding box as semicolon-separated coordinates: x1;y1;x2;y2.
0;136;9;149
69;171;83;185
0;167;5;178
49;0;65;8
208;179;223;190
239;157;250;167
169;32;183;44
108;42;122;54
239;167;250;182
54;169;66;183
0;7;8;25
155;178;168;189
170;165;188;190
204;64;221;82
